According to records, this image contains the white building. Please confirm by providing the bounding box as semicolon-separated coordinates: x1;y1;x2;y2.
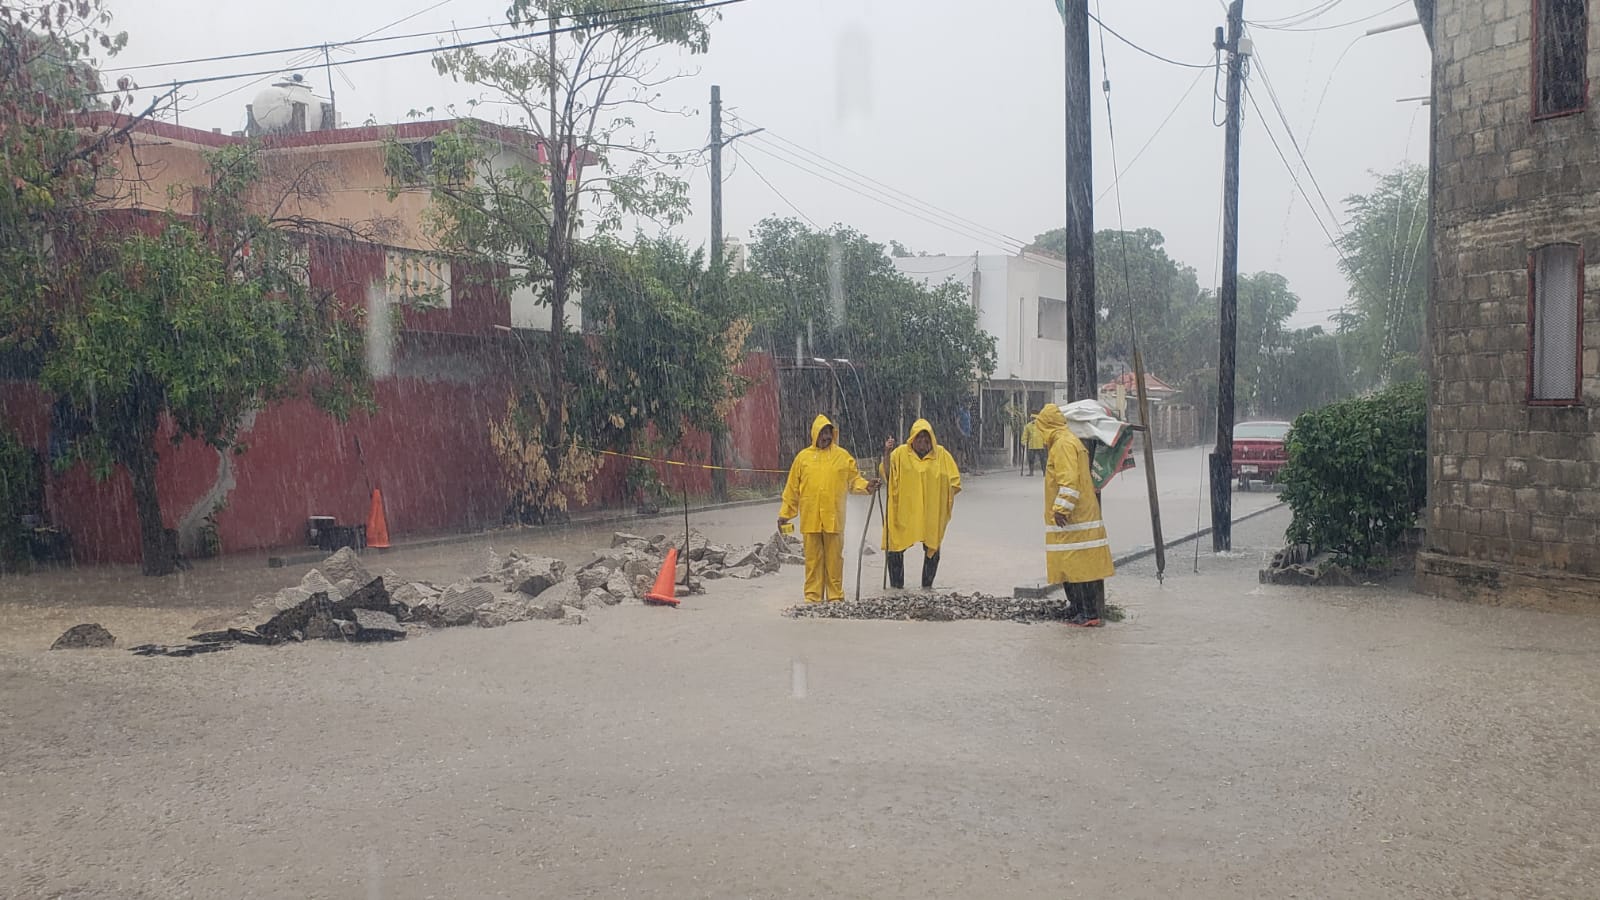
893;252;1071;457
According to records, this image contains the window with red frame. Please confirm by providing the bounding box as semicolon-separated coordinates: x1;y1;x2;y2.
1529;243;1584;403
1534;0;1588;118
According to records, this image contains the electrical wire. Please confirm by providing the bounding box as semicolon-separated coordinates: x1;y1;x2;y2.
1097;60;1214;205
110;0;738;77
732;148;820;229
97;0;748;100
180;0;459;116
1251;0;1345;27
1242;81;1396;315
1084;10;1218;69
725;112;1031;250
1249;53;1345;235
736;140;1025;254
1251;0;1409;32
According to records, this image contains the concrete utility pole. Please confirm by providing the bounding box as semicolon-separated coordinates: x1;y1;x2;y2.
708;84;729;499
1061;0;1097;401
1211;0;1247;552
705;86;762;500
710;84;725;274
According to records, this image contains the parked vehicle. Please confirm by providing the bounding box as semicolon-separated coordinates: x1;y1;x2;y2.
1232;421;1291;489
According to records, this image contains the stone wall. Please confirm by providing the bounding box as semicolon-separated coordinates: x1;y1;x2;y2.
1421;0;1600;603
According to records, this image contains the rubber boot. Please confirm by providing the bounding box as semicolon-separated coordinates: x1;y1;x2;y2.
1062;582;1084;625
886;550;905;590
1082;580;1105;627
920;548;941;589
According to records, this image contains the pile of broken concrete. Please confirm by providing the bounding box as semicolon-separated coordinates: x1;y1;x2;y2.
786;591;1075;622
155;529;805;654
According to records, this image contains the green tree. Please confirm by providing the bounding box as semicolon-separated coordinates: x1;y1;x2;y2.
1234;271;1300;415
404;0;717;518
1257;326;1353;419
42;144;371;575
1091;228;1203;381
1030;226;1211;384
0;0;130;361
574;235;750;451
1334;164;1428;388
744;217;996;441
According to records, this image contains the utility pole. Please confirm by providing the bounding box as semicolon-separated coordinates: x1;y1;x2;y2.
710;84;724;273
708;84;729;499
1211;0;1247;551
1061;0;1097;401
705;85;764;501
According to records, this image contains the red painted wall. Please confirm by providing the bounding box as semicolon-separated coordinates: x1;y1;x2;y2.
3;350;781;565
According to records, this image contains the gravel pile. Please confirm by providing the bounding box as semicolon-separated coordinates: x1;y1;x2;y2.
785;591;1076;622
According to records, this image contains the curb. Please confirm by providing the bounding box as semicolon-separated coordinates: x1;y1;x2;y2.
268;493;783;568
1110;501;1287;568
1012;501;1287;597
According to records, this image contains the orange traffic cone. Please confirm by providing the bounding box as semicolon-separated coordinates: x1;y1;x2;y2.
643;548;680;606
366;488;391;549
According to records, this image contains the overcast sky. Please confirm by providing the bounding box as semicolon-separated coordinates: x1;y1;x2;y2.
104;0;1430;330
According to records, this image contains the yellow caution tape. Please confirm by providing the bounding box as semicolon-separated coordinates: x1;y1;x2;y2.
580;445;790;475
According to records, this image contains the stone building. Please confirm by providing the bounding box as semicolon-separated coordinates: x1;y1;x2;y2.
1413;0;1600;604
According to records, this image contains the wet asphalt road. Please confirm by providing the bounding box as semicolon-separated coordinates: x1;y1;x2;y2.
3;483;1598;898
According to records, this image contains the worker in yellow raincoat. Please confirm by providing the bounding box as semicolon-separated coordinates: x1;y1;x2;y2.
1022;415;1046;476
879;419;962;590
778;415;880;602
1038;403;1115;627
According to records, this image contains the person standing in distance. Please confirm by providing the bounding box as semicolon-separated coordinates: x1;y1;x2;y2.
1021;414;1047;476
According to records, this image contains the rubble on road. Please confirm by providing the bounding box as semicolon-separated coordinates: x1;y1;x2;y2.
1258;544;1357;587
163;527;809;656
785;591;1076;622
51;623;116;650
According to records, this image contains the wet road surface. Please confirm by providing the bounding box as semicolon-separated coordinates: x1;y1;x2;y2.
3;484;1598;898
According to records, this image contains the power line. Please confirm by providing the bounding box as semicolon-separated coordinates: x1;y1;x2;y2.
182;0;458;116
725;112;1030;250
1085;10;1217;69
108;0;728;77
1250;0;1345;27
99;0;747;101
735;140;1025;254
1243;81;1396;314
1249;53;1345;235
1096;60;1214;205
107;0;461;74
732;148;819;230
1250;0;1408;32
1244;83;1341;251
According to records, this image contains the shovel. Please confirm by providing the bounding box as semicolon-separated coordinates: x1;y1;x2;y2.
854;487;880;603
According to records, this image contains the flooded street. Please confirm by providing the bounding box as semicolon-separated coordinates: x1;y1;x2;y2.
4;483;1598;898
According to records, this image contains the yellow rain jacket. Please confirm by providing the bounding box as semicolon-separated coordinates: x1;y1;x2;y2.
881;418;962;553
1023;418;1045;450
1039;404;1115;584
779;415;871;534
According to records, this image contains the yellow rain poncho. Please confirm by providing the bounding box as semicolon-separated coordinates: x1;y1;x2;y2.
1039;404;1115;584
881;418;961;553
1023;418;1046;450
779;415;871;534
779;415;871;602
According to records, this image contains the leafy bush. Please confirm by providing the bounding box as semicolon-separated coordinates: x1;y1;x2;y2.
1279;381;1426;563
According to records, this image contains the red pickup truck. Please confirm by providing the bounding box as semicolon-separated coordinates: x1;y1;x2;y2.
1232;421;1291;489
